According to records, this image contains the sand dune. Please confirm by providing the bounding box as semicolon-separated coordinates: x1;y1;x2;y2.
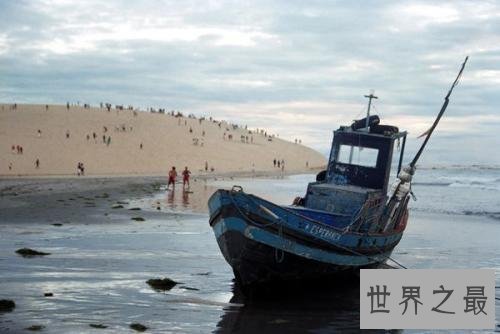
0;104;326;177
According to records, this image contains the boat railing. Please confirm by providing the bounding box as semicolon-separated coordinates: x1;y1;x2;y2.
229;187;349;233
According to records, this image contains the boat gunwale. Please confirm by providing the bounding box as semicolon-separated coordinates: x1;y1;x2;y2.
243;190;404;238
210;204;402;256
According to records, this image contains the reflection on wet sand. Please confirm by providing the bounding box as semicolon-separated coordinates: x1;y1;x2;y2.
216;280;402;334
160;178;215;213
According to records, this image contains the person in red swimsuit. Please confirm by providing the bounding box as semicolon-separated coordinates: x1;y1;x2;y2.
182;166;191;189
168;166;177;189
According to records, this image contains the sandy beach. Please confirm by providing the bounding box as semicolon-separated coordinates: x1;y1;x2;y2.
0;173;499;333
0;104;326;177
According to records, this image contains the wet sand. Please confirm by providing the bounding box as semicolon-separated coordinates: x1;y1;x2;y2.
0;175;499;333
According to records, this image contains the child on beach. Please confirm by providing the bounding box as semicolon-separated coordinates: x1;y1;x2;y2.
168;167;177;189
182;167;191;188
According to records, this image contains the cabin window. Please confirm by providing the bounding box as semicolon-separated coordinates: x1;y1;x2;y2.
337;144;379;168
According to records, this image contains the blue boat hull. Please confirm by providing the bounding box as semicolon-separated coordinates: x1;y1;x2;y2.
209;189;404;286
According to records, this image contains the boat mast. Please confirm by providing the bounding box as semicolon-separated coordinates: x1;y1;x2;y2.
364;90;378;129
349;91;378;164
409;56;469;168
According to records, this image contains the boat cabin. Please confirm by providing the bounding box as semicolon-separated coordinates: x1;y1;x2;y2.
327;125;407;192
303;117;407;224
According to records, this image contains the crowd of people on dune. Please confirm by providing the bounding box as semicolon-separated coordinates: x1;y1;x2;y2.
11;145;24;155
3;102;310;176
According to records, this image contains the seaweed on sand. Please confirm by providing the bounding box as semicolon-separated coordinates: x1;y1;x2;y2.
16;248;51;257
130;323;148;332
0;299;15;312
25;325;45;331
146;278;178;291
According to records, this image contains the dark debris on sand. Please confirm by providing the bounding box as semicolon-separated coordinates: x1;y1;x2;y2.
25;325;45;331
0;299;15;312
146;278;178;291
131;217;145;222
16;248;51;257
89;324;108;329
44;293;53;297
130;323;148;332
111;204;124;209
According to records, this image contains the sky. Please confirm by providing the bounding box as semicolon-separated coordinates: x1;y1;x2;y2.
1;0;500;166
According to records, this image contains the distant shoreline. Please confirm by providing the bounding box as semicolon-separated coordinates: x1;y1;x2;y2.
0;166;324;180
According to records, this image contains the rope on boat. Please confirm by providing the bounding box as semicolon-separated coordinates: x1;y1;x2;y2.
229;188;285;263
228;188;408;269
258;204;285;263
372;245;407;269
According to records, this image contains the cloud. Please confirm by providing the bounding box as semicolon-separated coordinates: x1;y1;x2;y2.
0;0;499;164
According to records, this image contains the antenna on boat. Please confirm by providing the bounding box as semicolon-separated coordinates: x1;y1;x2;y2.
364;90;378;129
409;56;469;169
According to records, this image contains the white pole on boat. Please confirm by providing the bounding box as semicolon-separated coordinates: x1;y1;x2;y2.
364;90;378;130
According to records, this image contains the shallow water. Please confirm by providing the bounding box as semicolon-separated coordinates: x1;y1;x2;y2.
0;171;499;333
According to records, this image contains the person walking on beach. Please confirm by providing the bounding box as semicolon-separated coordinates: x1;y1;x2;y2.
66;130;70;139
37;129;42;138
77;162;85;176
205;161;209;172
273;158;276;167
35;159;40;169
168;167;177;190
182;167;191;188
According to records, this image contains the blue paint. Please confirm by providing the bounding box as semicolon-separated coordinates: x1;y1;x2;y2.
208;117;410;283
213;216;390;266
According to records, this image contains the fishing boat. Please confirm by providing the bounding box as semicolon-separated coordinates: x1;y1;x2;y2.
208;57;468;288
